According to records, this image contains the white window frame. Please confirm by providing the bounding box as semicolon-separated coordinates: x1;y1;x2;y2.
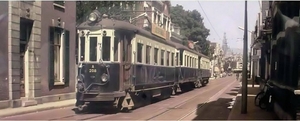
85;35;101;62
53;30;65;85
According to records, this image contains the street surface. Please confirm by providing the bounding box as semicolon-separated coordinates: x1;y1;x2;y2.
0;76;239;120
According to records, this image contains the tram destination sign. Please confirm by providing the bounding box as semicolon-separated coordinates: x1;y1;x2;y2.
151;24;167;40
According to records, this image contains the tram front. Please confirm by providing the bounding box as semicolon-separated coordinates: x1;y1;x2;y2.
75;10;125;109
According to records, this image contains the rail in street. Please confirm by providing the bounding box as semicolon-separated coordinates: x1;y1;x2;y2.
0;76;239;120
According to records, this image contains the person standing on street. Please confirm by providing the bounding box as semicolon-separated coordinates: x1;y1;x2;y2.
236;73;240;81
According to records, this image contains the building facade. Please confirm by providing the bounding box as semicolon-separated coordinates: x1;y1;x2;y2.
251;0;270;83
132;1;172;41
0;1;76;109
210;42;224;78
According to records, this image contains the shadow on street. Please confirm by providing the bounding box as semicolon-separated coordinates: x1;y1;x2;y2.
192;98;233;120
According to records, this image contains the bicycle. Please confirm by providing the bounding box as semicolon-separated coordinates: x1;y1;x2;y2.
254;79;274;111
254;78;267;106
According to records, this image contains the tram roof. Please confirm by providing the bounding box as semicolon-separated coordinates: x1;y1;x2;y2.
170;42;209;58
77;18;176;47
77;18;210;59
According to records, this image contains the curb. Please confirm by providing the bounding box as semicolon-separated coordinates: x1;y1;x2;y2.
0;101;75;118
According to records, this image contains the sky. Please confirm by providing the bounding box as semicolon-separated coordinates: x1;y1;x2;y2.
170;0;260;49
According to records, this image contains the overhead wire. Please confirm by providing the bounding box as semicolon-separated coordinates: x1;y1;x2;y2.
197;1;221;40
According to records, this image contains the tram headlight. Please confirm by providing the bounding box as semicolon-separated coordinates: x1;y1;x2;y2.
88;12;97;22
101;73;109;82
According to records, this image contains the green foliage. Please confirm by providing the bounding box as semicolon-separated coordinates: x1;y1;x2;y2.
76;1;136;24
208;41;216;60
170;5;210;56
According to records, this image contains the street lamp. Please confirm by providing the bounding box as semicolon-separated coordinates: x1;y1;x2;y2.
238;26;252;33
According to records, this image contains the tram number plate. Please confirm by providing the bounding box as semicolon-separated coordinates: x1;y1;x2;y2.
89;69;97;73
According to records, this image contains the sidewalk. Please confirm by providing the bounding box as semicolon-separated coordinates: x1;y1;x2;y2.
227;84;278;120
0;99;75;118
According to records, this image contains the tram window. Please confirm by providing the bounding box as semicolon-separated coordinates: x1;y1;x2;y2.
102;37;111;61
190;57;193;67
137;43;143;63
114;37;119;61
154;48;158;64
185;55;187;66
191;58;193;67
166;51;170;66
161;50;165;66
176;53;182;65
146;45;151;64
192;57;193;67
187;56;189;66
80;37;85;61
189;57;191;67
89;37;97;61
171;53;174;66
193;58;195;67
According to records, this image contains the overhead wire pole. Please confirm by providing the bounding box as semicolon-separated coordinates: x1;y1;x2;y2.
241;0;248;114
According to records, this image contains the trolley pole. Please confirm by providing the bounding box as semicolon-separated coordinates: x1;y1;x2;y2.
241;0;248;114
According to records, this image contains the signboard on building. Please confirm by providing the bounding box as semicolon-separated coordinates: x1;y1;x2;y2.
151;24;167;40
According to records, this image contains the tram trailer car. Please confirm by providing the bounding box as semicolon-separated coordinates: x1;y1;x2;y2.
171;42;211;93
75;10;179;111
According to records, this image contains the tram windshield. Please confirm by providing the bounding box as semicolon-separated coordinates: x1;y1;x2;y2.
78;33;116;62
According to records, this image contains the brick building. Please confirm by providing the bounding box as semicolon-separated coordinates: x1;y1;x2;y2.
132;1;172;41
0;1;76;109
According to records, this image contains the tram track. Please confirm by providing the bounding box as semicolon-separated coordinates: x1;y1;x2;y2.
177;80;237;120
144;77;236;121
0;77;237;120
81;77;232;120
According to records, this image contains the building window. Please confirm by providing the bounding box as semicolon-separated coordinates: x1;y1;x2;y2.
146;45;151;64
102;37;111;61
163;18;167;30
137;43;143;63
49;27;70;86
154;48;158;64
54;1;65;6
143;19;149;28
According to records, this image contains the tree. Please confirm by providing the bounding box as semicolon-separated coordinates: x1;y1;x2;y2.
76;1;136;24
207;41;216;60
170;5;210;56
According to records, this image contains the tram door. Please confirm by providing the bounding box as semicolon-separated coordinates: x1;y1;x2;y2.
19;18;33;97
120;33;132;91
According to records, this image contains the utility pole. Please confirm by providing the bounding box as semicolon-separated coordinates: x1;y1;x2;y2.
241;0;248;114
